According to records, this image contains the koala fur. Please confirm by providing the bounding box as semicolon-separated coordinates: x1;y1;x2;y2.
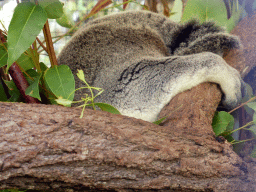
58;10;244;122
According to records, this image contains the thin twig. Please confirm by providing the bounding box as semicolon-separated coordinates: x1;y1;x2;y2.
36;37;48;53
43;20;58;67
229;96;256;114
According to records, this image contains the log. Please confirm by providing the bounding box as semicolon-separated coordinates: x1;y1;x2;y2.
1;8;256;192
0;101;256;192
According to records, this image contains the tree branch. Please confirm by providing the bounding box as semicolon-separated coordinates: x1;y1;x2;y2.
0;102;255;191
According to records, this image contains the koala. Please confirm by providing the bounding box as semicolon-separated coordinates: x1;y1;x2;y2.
58;10;244;122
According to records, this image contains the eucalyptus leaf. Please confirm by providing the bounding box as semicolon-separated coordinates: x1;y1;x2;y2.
212;111;234;136
246;102;256;111
253;113;256;124
40;62;48;72
249;125;256;137
182;0;226;23
16;52;34;71
0;44;35;70
182;0;240;32
153;116;167;125
221;133;235;143
56;11;75;28
250;144;256;158
24;69;39;85
34;0;64;19
94;102;121;115
25;73;42;101
4;80;22;102
0;82;8;101
44;65;75;103
7;2;47;70
0;43;8;68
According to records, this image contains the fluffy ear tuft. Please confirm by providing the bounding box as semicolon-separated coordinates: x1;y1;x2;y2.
169;25;241;56
167;20;226;54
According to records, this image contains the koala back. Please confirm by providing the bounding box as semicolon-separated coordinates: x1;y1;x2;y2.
58;11;243;121
58;11;175;101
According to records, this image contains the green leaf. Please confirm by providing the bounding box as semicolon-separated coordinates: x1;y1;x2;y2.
7;2;47;70
246;102;256;111
182;0;240;32
250;144;256;158
34;0;64;19
56;11;75;28
182;0;226;22
244;100;256;118
0;44;34;70
0;82;8;101
225;1;243;32
55;97;73;106
223;134;235;143
0;43;8;68
94;102;121;115
249;125;256;137
16;52;34;71
219;131;235;142
23;69;39;86
44;65;75;102
212;111;234;136
244;83;254;99
153;116;167;125
25;72;42;101
40;62;48;72
77;69;86;82
4;80;22;102
252;112;256;124
25;68;39;77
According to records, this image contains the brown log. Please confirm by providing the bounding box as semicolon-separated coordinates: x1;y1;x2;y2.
0;102;256;192
1;7;256;192
228;11;256;77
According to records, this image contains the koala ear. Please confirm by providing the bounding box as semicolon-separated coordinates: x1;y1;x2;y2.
173;32;241;56
167;20;242;56
167;20;225;54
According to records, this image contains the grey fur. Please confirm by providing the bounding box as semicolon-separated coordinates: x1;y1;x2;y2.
58;10;243;122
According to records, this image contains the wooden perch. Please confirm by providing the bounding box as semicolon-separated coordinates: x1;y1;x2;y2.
0;100;256;192
1;10;256;192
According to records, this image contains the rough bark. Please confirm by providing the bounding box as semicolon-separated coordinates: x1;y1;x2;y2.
0;101;256;192
229;11;256;77
1;7;256;192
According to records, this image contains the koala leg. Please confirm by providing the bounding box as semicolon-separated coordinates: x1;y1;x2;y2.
96;52;243;122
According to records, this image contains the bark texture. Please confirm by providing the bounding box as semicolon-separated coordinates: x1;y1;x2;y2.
229;11;256;77
1;8;256;192
0;101;256;192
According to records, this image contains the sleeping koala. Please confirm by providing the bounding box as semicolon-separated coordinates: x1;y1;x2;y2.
58;10;244;122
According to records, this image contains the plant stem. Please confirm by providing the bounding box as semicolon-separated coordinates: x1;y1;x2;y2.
43;20;58;67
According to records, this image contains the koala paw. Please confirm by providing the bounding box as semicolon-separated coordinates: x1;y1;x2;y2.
220;71;245;110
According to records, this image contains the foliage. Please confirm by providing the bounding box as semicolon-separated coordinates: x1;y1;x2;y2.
0;0;124;117
212;111;235;142
7;2;48;70
44;65;75;105
211;76;256;156
182;0;242;32
153;116;167;125
56;70;121;117
212;95;256;154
